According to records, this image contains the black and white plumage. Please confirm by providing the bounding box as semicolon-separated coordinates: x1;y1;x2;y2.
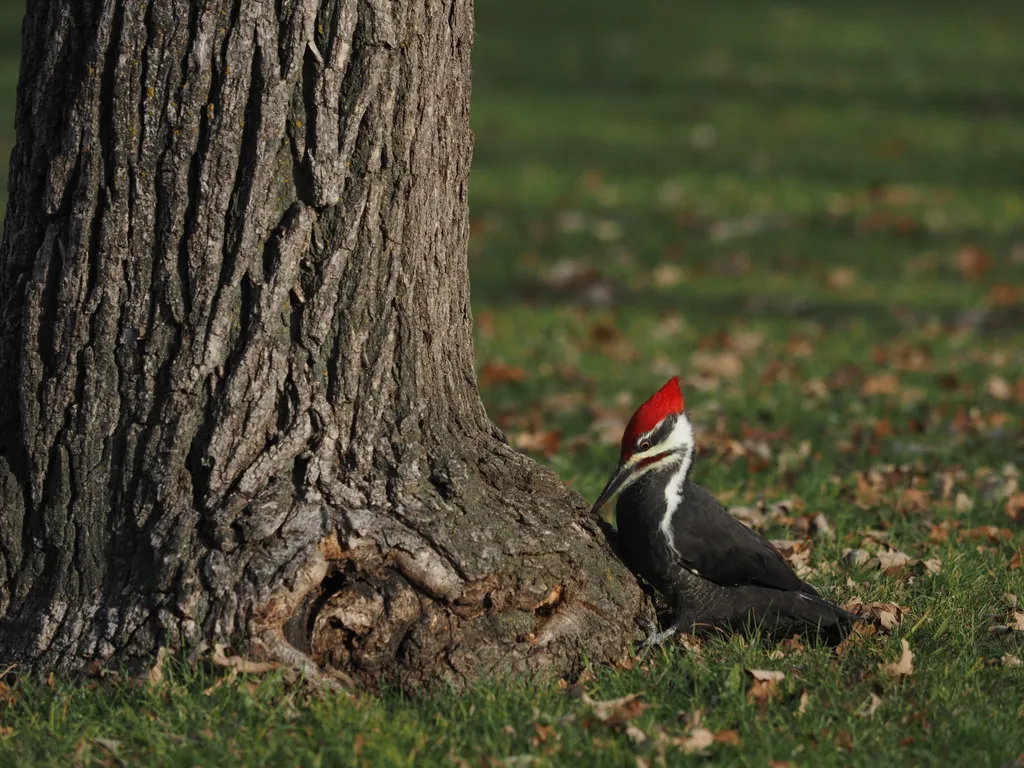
591;377;855;649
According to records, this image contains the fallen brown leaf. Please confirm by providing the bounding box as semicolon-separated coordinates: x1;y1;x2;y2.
92;737;124;765
509;429;561;458
880;639;914;678
748;668;786;682
856;692;883;718
843;548;871;567
1006;493;1024;524
844;599;907;632
714;729;742;746
874;549;912;572
770;540;812;574
826;266;858;290
480;359;528;387
986;375;1013;401
861;373;901;397
987;284;1024;307
653;263;687;287
746;669;785;704
625;723;648;744
691;350;744;379
834;729;854;751
676;727;715;754
532;722;556;745
579;692;647;725
954;244;992;280
959;526;1014;543
141;647;168;687
797;690;810;716
954;492;975;514
896;488;932;514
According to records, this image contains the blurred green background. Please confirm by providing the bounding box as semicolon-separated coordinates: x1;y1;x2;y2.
2;2;1023;766
0;0;19;199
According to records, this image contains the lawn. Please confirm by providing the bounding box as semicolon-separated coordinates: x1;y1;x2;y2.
2;0;1024;765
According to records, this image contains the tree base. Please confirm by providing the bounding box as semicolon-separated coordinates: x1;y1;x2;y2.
243;440;650;692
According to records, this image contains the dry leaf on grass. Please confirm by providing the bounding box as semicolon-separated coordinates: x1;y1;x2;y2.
653;264;687;287
1006;493;1024;524
845;549;938;576
676;727;715;755
479;359;528;387
960;526;1014;543
92;737;124;765
874;549;912;571
690;350;744;379
748;669;786;682
861;373;901;396
988;596;1024;633
625;723;648;744
797;690;810;716
747;669;785;703
579;692;648;725
843;548;871;567
880;639;914;678
896;488;932;514
856;692;883;718
954;244;992;280
669;708;739;755
714;730;742;746
509;429;561;458
986;376;1013;401
140;647;168;687
826;266;858;290
843;599;907;632
769;540;812;574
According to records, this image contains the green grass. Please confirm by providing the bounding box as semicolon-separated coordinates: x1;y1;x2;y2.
2;0;1024;765
0;0;18;210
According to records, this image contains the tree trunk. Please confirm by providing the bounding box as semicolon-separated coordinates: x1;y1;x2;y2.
0;0;648;691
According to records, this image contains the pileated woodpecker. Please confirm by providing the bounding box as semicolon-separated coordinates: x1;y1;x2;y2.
591;376;854;648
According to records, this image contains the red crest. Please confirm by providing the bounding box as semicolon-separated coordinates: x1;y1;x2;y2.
620;376;684;459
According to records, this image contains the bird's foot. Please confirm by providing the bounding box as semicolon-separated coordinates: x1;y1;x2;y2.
634;617;677;652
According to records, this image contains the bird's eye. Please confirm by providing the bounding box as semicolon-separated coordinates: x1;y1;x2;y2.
638;440;651;451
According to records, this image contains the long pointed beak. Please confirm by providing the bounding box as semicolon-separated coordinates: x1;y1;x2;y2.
590;460;638;517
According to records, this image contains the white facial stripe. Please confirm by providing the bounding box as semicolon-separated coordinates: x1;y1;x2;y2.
615;413;695;514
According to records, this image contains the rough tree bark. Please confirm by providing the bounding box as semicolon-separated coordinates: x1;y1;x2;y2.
0;0;649;690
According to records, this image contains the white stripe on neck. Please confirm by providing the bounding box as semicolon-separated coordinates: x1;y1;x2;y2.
659;449;690;555
655;415;694;555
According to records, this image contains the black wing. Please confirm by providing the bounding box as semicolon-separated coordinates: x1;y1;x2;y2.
672;482;810;593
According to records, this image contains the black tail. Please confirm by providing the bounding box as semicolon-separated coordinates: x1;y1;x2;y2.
735;588;856;646
783;591;856;645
